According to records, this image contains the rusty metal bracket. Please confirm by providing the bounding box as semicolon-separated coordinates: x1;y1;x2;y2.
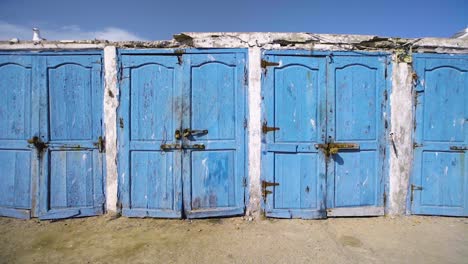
262;122;280;134
261;180;279;201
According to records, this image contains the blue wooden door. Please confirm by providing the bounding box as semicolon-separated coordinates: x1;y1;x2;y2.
412;56;468;216
118;51;247;218
182;53;246;218
38;55;105;220
261;53;387;218
119;55;183;218
0;55;36;219
261;54;328;219
326;56;387;216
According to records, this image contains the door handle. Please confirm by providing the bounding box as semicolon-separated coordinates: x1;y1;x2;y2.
175;129;182;140
182;128;208;138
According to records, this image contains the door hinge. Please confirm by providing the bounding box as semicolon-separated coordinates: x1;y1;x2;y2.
244;66;248;86
260;59;280;68
262;121;279;134
242;177;247;187
410;184;423;202
94;136;106;153
261;180;279;201
243;118;248;129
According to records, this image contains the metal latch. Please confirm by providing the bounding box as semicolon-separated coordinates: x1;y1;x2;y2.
315;142;359;156
161;143;182;151
261;180;279;201
262;122;280;134
27;136;48;152
182;144;205;150
160;143;205;151
450;146;467;151
94;136;105;153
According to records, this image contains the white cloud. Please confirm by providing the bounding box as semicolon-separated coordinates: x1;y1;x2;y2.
0;21;146;41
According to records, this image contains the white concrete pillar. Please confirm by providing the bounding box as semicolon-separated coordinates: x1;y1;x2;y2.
103;46;119;213
246;47;263;218
388;59;414;215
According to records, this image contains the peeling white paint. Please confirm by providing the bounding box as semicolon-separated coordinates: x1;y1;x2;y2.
310;119;316;130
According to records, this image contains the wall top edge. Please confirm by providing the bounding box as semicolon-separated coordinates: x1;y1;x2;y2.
0;32;467;53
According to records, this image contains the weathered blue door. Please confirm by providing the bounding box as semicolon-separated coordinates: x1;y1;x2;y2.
261;54;328;219
38;55;105;219
0;53;104;220
119;51;247;218
0;55;36;219
182;53;246;218
412;55;468;216
119;55;183;218
326;56;387;216
261;52;387;218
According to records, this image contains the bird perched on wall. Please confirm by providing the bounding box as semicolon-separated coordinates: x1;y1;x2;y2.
32;28;45;43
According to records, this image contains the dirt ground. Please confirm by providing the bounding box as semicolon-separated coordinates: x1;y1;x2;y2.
0;215;467;264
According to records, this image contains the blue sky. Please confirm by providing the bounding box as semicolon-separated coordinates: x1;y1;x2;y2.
0;0;467;41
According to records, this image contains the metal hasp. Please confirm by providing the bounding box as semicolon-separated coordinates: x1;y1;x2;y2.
262;122;280;134
94;136;106;153
182;128;208;138
315;142;360;156
27;136;48;153
261;180;279;201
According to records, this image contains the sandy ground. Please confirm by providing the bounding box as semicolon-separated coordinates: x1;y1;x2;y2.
0;215;467;264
